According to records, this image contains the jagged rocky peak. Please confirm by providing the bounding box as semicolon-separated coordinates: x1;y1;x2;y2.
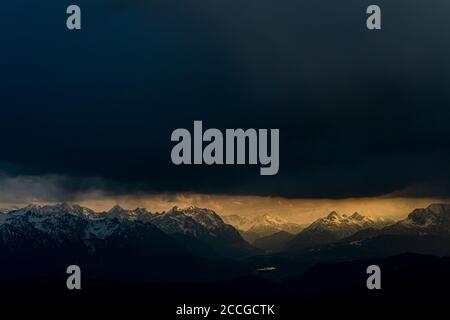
320;211;372;224
367;203;450;237
49;202;94;216
108;204;128;214
252;214;288;225
170;205;217;215
167;206;225;229
350;212;365;220
12;203;43;215
132;207;151;215
286;210;389;250
167;205;214;215
407;203;450;225
24;204;42;210
105;204;152;221
326;211;340;220
165;205;191;216
427;203;450;213
308;211;381;231
13;202;95;217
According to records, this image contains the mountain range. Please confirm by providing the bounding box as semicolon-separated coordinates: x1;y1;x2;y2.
382;203;450;236
243;204;450;282
285;211;393;251
95;204;259;258
2;202;450;283
291;204;450;268
0;203;259;259
147;206;259;258
0;203;253;281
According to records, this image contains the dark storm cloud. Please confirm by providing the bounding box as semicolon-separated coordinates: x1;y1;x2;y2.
1;0;450;199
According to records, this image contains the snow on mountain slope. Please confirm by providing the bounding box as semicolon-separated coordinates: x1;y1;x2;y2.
344;204;450;243
148;207;209;237
224;213;303;233
307;212;379;232
103;205;153;222
0;204;258;259
0;204;137;249
223;213;303;242
378;204;450;236
286;211;389;250
148;206;259;258
0;204;247;283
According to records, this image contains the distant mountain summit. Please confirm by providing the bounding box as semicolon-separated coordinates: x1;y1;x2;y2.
286;211;390;250
149;206;258;258
347;204;450;242
383;204;450;236
297;204;450;261
223;214;303;243
153;206;226;234
310;211;382;231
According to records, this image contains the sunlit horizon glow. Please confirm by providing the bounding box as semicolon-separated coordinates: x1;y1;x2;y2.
2;192;447;225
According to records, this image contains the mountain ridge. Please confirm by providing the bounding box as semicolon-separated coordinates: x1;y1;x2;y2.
285;210;392;251
0;203;250;281
222;213;304;243
0;203;259;259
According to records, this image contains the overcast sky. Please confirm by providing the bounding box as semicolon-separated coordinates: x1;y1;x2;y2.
2;0;450;206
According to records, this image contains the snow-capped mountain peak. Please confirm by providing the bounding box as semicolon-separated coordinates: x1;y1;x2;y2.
0;203;257;260
2;203;97;220
252;214;288;226
308;211;379;231
222;213;304;243
150;206;228;236
108;204;126;213
326;211;340;221
286;211;391;250
102;205;153;221
350;212;365;221
177;206;225;230
45;203;96;217
223;213;299;231
106;204;133;219
384;203;450;235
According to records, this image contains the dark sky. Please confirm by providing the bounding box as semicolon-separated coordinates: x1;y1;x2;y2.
1;0;450;199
